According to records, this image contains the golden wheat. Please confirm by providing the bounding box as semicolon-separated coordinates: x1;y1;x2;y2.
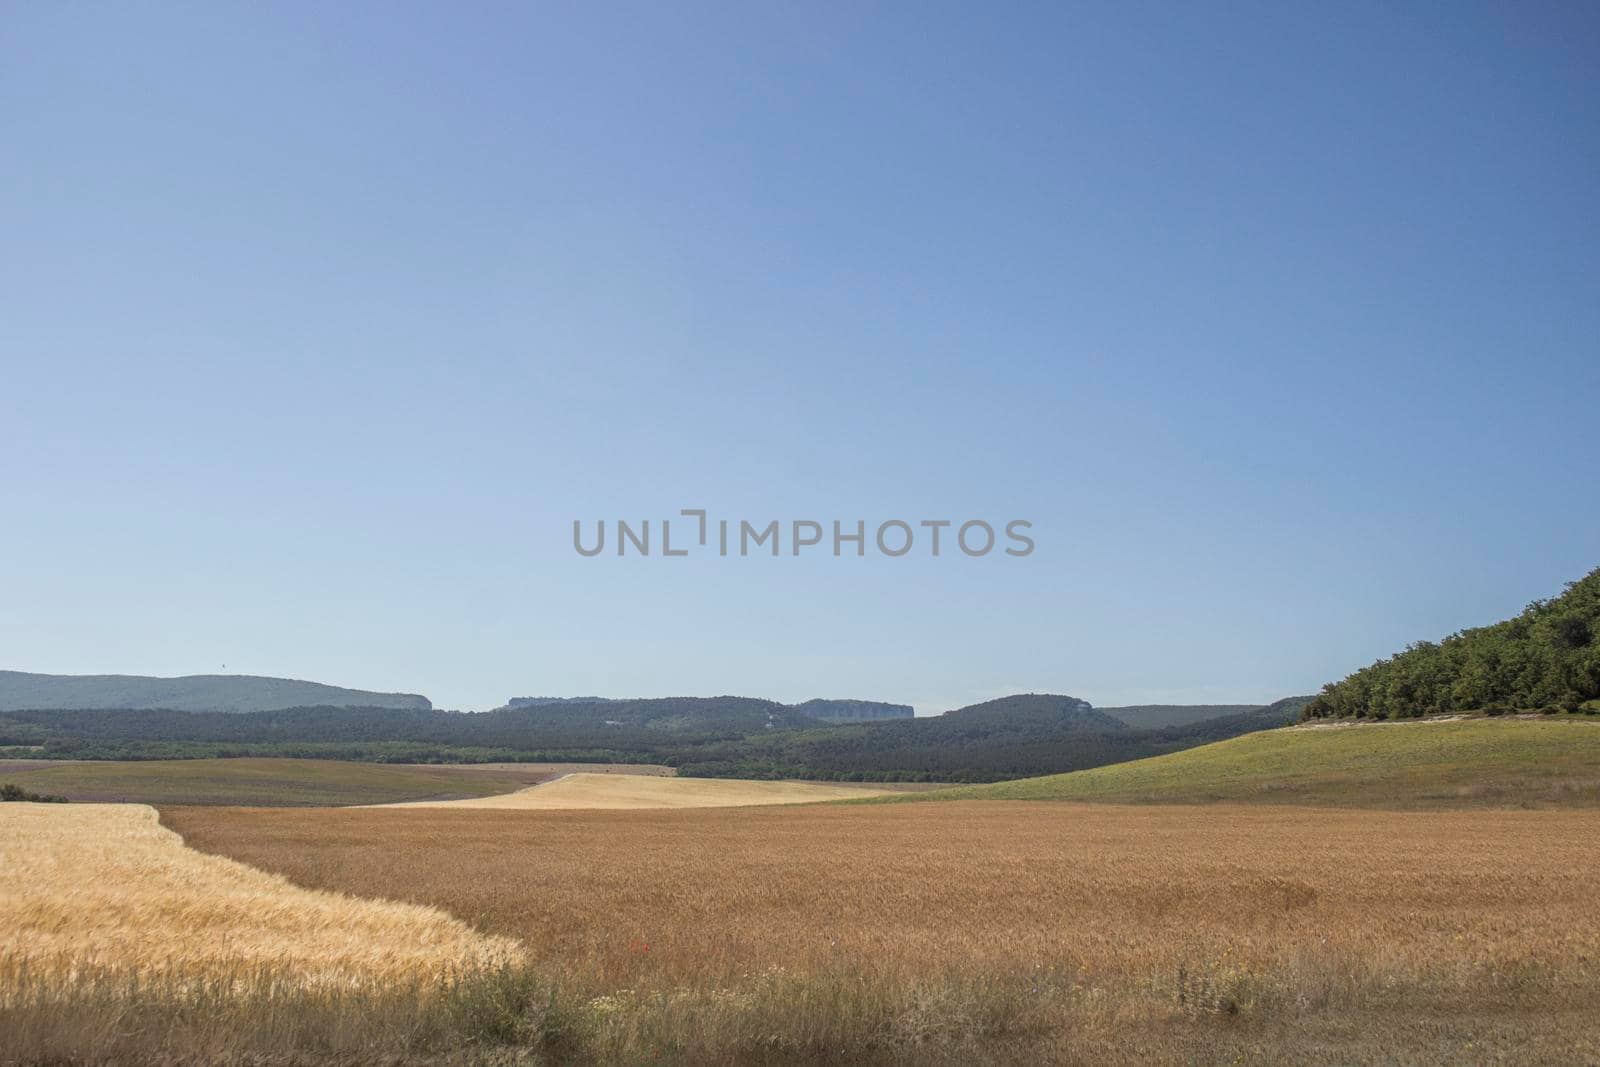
10;797;1600;1062
378;771;899;809
155;799;1600;1061
167;801;1600;1023
0;803;517;990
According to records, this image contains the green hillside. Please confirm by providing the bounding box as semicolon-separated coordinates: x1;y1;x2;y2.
920;718;1600;808
1098;704;1256;729
1303;566;1600;720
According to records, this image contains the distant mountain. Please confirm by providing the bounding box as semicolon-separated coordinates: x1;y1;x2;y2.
792;699;914;723
0;671;431;713
1099;704;1258;730
492;696;819;733
938;693;1116;728
1304;566;1600;719
1174;695;1314;737
502;697;616;709
497;695;914;723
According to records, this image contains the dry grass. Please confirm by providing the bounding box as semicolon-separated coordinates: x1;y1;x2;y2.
0;803;517;987
154;800;1600;1062
379;771;901;809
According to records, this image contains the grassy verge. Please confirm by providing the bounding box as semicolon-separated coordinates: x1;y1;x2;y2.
5;952;1596;1065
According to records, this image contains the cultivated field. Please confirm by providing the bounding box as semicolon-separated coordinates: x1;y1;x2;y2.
1;802;539;1064
0;803;516;983
381;771;904;809
9;725;1600;1063
921;717;1600;807
161;798;1600;1063
0;757;670;806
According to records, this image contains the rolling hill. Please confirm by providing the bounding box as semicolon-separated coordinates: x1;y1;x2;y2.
671;694;1312;781
0;671;432;713
791;699;914;723
920;716;1600;808
1098;704;1257;729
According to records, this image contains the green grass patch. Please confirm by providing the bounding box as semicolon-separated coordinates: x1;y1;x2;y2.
912;718;1600;808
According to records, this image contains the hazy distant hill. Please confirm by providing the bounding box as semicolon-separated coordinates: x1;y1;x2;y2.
1099;704;1258;730
0;671;431;713
938;693;1119;729
495;696;818;733
501;697;616;709
792;699;914;723
499;695;914;723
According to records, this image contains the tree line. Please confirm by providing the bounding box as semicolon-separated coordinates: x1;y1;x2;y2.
1303;567;1600;720
0;695;1310;783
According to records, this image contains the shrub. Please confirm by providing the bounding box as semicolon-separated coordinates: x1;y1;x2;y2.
0;782;68;803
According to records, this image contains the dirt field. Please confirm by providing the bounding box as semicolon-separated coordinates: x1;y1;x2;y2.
378;771;902;809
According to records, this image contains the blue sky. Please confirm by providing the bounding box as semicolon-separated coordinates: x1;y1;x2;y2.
2;3;1596;712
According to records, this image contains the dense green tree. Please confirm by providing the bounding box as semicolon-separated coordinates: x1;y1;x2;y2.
1304;567;1600;719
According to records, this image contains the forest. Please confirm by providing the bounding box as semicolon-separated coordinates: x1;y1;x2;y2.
1303;567;1600;720
0;694;1310;783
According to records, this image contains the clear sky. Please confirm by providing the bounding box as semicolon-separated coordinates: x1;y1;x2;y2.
3;3;1596;713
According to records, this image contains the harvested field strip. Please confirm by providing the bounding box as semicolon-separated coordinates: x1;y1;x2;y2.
380;771;898;809
0;803;517;987
432;761;673;776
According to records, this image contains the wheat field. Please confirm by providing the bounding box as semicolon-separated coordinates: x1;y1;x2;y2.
161;799;1600;1062
378;771;900;809
0;803;517;987
9;794;1600;1063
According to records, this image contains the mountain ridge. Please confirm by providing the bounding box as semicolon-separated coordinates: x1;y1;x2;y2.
0;671;432;713
500;695;914;723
